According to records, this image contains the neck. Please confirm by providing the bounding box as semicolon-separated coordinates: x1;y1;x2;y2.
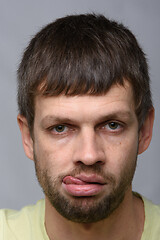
45;189;144;240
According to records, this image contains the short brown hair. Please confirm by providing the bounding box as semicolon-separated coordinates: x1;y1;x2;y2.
17;13;152;131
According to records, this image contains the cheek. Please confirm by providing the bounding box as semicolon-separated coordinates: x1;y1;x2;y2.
33;137;74;174
104;135;138;175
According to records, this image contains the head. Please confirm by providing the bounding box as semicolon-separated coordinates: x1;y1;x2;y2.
17;13;152;132
17;14;154;223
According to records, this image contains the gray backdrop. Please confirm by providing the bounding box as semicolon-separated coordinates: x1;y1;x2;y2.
0;0;160;210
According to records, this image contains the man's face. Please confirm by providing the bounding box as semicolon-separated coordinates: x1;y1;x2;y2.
32;82;139;223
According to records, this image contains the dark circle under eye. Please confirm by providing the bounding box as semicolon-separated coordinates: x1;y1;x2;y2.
55;125;66;132
108;122;119;129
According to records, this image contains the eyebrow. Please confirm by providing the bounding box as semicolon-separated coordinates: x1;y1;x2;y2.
94;111;135;124
40;110;135;127
41;116;78;127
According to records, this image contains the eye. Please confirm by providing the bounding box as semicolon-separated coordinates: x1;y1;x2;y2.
53;125;68;133
108;122;120;130
102;121;122;132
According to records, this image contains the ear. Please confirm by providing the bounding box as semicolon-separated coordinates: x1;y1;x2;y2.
138;107;155;155
17;114;34;160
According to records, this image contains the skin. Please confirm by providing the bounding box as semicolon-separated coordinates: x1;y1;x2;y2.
18;81;154;240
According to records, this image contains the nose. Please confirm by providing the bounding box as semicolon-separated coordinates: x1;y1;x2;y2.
73;127;105;166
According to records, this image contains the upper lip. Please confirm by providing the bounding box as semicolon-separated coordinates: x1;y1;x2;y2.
74;174;106;184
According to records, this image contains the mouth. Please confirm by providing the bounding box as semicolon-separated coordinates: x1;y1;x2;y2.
62;175;106;197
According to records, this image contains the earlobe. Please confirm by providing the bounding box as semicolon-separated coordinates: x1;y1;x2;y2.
17;114;34;161
138;107;155;155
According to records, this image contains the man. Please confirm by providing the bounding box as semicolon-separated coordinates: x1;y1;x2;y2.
1;13;159;240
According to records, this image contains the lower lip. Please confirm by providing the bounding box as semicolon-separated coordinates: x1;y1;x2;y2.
62;183;105;197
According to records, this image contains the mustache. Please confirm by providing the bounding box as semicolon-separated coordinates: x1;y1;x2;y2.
58;163;116;184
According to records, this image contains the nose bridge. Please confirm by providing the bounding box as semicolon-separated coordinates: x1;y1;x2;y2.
73;126;105;165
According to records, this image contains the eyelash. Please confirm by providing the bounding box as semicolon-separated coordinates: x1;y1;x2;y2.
51;125;69;134
47;121;124;135
101;122;123;132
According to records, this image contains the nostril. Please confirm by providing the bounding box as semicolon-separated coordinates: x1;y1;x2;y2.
97;160;104;165
76;161;83;166
75;160;104;166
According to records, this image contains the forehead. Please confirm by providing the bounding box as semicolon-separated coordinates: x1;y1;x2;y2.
34;82;136;123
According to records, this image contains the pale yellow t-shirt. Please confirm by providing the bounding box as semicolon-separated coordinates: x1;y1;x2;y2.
0;195;160;240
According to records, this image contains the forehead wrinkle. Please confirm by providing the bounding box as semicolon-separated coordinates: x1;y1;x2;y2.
40;109;135;128
35;80;136;125
40;115;77;127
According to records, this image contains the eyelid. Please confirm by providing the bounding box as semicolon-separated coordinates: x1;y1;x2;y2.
46;120;125;135
47;123;76;134
97;119;122;127
97;120;124;132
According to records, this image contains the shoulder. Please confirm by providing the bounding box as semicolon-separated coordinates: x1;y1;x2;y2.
0;199;45;223
0;199;46;240
142;196;160;239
